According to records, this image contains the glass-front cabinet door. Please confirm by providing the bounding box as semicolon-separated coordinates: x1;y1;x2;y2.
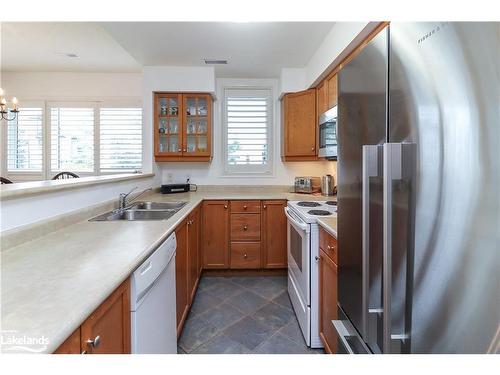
155;93;182;156
182;94;211;157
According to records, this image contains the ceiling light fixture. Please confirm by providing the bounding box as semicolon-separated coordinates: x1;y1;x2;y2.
0;88;19;121
204;59;228;65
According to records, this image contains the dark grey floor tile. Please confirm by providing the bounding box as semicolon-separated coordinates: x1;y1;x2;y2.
268;276;287;288
248;277;286;299
198;277;227;291
197;303;245;330
253;333;312;354
252;302;295;330
204;280;245;300
191;333;251;354
177;345;187;354
225;290;268;314
223;316;276;350
272;291;293;310
229;276;262;289
278;317;306;345
190;290;223;315
178;315;219;353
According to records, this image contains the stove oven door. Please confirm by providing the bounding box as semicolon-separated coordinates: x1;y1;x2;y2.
285;206;311;344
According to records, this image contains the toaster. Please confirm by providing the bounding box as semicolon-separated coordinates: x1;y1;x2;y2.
294;177;321;194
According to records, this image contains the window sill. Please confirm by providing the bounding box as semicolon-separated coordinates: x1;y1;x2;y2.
0;173;155;201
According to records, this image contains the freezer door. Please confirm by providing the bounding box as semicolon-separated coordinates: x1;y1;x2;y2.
388;22;500;353
337;26;388;353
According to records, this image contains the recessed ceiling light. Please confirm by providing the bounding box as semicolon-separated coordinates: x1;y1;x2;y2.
54;52;79;58
204;59;228;65
65;53;79;58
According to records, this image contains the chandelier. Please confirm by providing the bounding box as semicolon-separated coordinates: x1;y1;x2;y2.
0;88;19;121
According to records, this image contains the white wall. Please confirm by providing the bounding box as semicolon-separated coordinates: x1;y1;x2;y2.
305;22;380;87
155;77;334;186
0;176;154;232
279;68;307;97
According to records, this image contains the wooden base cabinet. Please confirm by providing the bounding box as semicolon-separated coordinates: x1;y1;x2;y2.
54;280;131;354
319;228;338;354
202;201;230;269
187;206;201;302
175;219;189;336
261;200;287;268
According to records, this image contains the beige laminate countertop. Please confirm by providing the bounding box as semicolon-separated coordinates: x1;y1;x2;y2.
317;216;338;238
0;188;328;353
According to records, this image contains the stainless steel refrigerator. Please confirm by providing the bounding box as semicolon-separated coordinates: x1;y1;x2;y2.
335;22;499;354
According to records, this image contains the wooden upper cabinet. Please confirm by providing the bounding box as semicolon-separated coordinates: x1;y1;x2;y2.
261;200;287;268
80;280;131;354
326;74;338;109
317;81;329;118
175;219;189;335
202;200;230;269
282;89;318;160
154;92;212;162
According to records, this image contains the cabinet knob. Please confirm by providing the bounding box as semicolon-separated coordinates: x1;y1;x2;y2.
327;245;333;251
315;256;320;261
311;147;315;151
224;205;228;209
244;253;248;259
243;225;248;231
263;205;267;209
243;205;248;209
178;148;181;152
86;335;101;348
183;148;187;152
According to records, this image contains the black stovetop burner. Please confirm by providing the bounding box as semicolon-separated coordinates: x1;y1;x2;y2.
307;209;332;216
325;201;337;206
297;201;321;207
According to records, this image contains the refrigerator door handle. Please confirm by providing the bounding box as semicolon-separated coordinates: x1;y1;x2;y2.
361;145;382;339
382;142;403;353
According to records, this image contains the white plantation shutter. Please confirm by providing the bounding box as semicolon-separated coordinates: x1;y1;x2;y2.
100;108;142;172
224;88;272;174
50;106;95;172
7;107;43;171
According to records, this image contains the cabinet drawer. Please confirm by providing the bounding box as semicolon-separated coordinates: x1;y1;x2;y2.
319;228;337;263
231;200;261;213
230;242;261;269
230;214;261;241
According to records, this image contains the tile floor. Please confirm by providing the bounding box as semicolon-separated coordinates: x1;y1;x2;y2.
177;275;324;354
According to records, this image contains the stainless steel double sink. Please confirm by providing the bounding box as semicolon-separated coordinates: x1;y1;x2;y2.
89;201;187;221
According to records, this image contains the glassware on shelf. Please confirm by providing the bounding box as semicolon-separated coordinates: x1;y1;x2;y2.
187;135;196;152
169;119;178;134
198;136;207;152
198;119;207;134
159;137;168;153
169;106;179;116
169;135;179;153
187;119;196;134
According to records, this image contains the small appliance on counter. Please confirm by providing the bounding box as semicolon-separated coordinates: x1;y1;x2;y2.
321;174;336;196
161;179;197;194
294;176;321;194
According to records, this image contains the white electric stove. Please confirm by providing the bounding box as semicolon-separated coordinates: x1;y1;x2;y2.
285;200;337;348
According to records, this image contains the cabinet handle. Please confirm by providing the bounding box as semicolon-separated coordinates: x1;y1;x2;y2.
243;225;248;231
86;335;101;348
315;256;320;261
327;245;334;251
244;253;248;259
243;205;248;209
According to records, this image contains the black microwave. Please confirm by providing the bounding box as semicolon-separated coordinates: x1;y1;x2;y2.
318;106;338;160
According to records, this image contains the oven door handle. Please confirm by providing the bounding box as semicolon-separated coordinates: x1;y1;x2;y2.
284;207;309;232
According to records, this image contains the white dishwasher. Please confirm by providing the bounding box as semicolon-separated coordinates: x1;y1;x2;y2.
130;233;177;354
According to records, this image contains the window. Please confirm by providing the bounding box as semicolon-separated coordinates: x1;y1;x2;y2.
7;107;43;172
223;88;272;174
100;108;142;172
50;106;95;173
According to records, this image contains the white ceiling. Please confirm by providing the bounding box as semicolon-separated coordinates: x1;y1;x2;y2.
1;22;335;78
1;22;142;72
101;22;335;78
